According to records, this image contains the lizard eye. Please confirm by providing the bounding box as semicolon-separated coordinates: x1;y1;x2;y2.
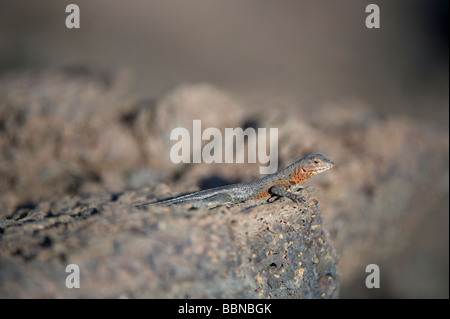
302;168;306;173
314;160;319;164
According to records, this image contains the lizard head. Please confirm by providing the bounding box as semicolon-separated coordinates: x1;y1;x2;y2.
297;154;334;178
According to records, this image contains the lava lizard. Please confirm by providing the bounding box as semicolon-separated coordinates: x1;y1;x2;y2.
136;154;334;208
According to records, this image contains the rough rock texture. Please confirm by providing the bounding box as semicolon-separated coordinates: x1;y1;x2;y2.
0;193;338;298
0;68;448;298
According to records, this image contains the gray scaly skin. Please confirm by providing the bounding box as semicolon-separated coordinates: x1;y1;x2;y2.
136;154;334;208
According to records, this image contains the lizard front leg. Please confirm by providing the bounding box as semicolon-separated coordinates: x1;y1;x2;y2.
269;185;310;206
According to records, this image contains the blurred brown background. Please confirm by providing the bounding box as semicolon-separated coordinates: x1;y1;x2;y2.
1;0;448;124
0;0;448;298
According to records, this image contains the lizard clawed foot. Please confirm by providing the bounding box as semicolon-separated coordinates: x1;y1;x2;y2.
267;195;282;203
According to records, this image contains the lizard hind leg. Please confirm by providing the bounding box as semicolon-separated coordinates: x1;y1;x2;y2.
192;192;235;208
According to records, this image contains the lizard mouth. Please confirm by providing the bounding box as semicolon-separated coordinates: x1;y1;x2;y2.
313;166;333;174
